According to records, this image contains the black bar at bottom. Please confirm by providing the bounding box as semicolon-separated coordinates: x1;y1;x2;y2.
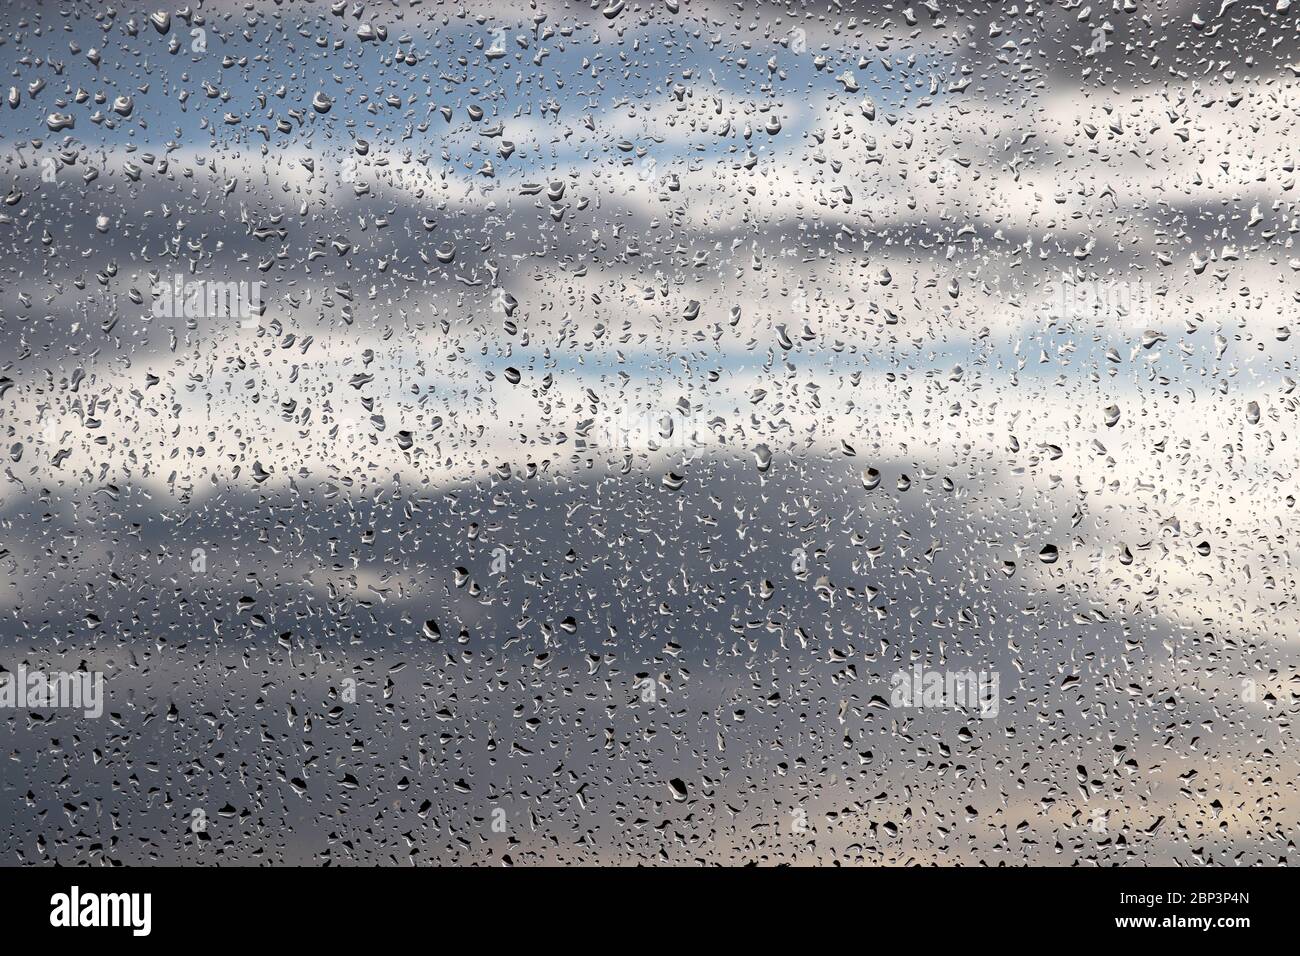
1;865;1278;942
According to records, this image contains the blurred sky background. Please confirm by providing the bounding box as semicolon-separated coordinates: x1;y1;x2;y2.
0;0;1297;864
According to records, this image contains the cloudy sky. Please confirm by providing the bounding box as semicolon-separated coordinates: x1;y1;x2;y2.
0;0;1296;864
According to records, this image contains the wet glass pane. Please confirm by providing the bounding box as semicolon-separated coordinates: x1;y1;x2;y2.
0;0;1296;867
